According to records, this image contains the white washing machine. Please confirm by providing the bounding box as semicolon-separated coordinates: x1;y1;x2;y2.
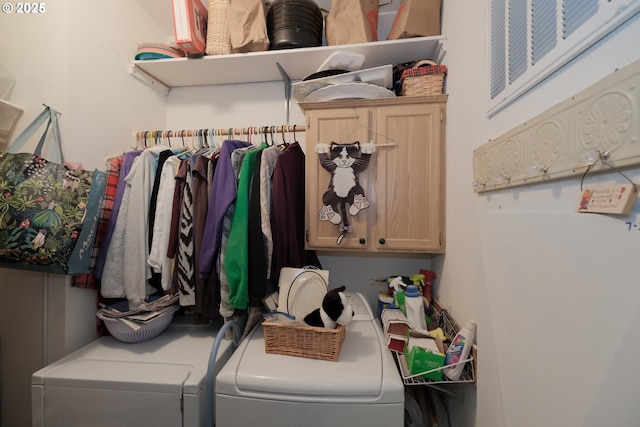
32;320;239;427
215;292;405;427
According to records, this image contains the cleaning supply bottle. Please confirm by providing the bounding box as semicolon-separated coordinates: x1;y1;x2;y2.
410;272;434;326
404;285;427;332
419;269;437;304
443;320;476;380
389;276;408;314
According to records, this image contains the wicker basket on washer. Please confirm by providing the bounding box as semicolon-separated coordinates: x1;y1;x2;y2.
263;320;346;362
400;60;447;96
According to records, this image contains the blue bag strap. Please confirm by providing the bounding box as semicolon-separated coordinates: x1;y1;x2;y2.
6;106;64;163
7;107;50;152
48;107;64;163
33;115;52;157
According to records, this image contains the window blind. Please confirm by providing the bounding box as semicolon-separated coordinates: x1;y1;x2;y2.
489;0;640;116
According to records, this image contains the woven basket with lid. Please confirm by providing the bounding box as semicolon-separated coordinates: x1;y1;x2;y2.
400;60;447;96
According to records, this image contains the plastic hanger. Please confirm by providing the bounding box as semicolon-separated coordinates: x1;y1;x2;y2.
278;125;289;148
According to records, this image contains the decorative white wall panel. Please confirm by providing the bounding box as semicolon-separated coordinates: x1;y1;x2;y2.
474;58;640;192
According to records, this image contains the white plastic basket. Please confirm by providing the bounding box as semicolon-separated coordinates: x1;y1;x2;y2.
96;306;178;343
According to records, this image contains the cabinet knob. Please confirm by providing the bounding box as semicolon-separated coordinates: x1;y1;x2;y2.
379;238;386;245
359;238;366;245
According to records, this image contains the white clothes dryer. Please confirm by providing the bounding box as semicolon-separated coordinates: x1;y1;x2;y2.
215;292;404;427
32;320;239;427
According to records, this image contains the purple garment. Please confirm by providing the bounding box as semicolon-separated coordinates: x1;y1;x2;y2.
93;149;142;279
199;140;251;278
269;142;320;280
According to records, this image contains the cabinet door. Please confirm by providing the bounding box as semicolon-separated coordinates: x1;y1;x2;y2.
305;107;372;249
371;102;444;252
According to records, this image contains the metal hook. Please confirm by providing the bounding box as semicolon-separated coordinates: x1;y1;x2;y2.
580;150;636;192
42;103;62;116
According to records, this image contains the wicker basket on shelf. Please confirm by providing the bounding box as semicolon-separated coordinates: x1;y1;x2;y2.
206;0;232;55
400;60;447;97
263;321;346;362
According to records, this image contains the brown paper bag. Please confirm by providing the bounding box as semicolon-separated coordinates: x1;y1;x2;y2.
325;0;379;46
387;0;441;40
228;0;269;53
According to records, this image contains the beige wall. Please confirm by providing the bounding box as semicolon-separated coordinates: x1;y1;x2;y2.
441;3;640;427
0;2;166;425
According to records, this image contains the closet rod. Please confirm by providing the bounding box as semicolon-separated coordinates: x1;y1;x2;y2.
133;124;306;139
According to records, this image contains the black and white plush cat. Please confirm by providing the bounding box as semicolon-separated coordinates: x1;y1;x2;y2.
316;141;375;243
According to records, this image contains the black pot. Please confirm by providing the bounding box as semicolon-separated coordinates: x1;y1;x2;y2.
267;0;323;50
303;69;350;81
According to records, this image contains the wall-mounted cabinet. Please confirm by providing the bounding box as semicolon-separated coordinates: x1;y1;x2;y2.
301;95;447;254
130;36;446;89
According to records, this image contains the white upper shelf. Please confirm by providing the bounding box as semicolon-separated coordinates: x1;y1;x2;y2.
130;36;447;89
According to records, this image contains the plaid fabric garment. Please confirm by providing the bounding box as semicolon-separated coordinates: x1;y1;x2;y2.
400;64;448;81
72;155;123;288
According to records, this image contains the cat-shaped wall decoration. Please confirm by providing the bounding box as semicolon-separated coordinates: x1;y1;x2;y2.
316;141;375;244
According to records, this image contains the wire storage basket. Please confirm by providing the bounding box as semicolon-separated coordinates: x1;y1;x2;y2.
263;320;346;362
400;60;447;97
396;302;476;386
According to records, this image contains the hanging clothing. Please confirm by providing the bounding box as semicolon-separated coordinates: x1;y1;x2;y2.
247;149;268;306
199;140;252;279
192;150;221;318
101;145;169;308
148;150;174;248
217;145;252;317
148;155;180;291
225;144;265;309
100;151;143;298
167;158;188;260
72;154;123;289
259;145;281;278
95;150;141;280
269;142;321;280
147;149;174;292
123;145;172;308
95;130;315;315
218;208;235;319
174;158;196;306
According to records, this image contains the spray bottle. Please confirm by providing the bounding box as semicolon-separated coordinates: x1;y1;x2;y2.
410;272;434;326
388;276;408;314
419;269;437;304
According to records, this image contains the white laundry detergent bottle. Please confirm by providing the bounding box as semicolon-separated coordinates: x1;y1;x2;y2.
404;285;427;332
443;320;476;380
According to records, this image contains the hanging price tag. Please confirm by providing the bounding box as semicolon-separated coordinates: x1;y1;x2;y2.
576;184;638;215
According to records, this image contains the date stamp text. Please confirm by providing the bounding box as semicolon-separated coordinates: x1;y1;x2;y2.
2;3;46;13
